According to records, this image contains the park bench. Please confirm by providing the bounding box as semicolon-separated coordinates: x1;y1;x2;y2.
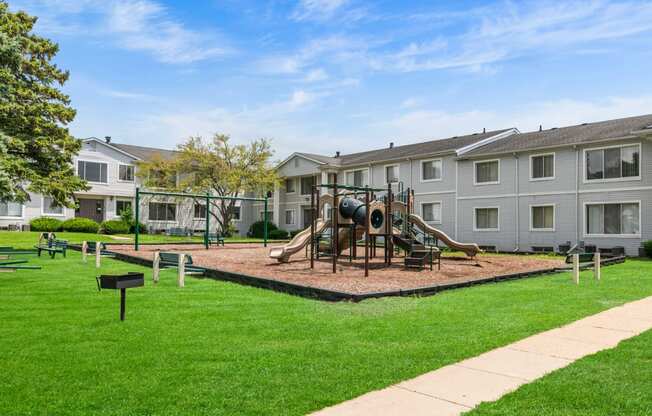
166;227;190;237
34;239;67;259
207;232;225;246
85;241;113;256
159;252;206;274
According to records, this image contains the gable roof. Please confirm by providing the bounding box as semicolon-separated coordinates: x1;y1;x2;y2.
289;129;515;169
111;143;178;161
462;114;652;158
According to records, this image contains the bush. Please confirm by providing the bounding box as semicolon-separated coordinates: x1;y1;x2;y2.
290;229;303;238
130;222;148;234
247;220;278;238
61;217;100;233
643;240;652;258
30;217;63;232
101;220;130;235
269;229;289;240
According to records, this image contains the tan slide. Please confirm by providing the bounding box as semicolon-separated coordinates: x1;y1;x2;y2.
409;213;482;257
269;219;329;263
336;226;365;254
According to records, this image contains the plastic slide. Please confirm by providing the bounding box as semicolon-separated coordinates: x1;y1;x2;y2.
408;213;482;257
336;226;365;254
269;219;329;263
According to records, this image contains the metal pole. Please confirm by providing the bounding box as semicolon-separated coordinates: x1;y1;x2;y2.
204;192;210;250
120;288;126;321
310;185;315;269
365;188;370;277
333;174;338;274
263;196;268;247
135;187;140;251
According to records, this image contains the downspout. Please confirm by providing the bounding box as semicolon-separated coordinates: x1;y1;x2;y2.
514;153;520;252
454;159;459;240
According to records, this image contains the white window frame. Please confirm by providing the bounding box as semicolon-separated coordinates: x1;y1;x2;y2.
582;143;642;184
260;210;273;222
193;203;207;220
529;152;555;182
0;201;24;219
420;201;442;224
147;202;177;223
285;209;296;225
473;206;500;231
473;159;500;186
230;205;242;222
419;158;443;183
284;178;296;195
529;204;555;232
41;197;66;217
383;163;400;185
115;199;133;218
583;200;641;238
300;176;315;195
76;159;109;184
343;168;370;188
118;164;135;183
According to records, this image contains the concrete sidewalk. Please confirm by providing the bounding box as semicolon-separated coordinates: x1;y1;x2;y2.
311;296;652;416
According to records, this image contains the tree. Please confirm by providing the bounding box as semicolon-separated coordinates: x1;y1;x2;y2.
0;1;87;206
137;134;278;233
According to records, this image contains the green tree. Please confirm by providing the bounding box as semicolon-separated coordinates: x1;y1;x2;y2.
0;1;87;206
137;134;278;232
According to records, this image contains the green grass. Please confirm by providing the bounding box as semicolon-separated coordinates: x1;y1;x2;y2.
1;252;651;415
0;231;280;249
468;329;652;415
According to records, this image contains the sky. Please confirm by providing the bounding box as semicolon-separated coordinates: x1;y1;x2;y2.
8;0;652;161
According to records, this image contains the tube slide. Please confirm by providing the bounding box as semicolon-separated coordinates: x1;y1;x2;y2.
408;213;482;257
269;219;329;263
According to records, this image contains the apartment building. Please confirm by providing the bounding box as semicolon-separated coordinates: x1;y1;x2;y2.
2;114;651;255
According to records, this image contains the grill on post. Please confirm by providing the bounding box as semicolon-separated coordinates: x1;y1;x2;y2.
96;272;144;321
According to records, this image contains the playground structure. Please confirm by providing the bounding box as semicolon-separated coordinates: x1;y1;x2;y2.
269;177;481;276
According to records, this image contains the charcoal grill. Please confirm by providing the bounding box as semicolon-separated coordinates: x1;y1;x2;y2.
96;272;144;321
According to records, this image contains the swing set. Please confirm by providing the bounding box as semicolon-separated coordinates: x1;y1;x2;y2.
133;187;270;251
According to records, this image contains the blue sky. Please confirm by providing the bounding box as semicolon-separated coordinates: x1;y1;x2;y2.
9;0;652;161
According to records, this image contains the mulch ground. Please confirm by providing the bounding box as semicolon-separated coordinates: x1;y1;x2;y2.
109;243;565;294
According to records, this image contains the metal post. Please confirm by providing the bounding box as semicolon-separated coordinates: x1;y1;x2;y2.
204;192;210;250
120;288;126;321
135;187;140;251
310;185;315;270
364;188;370;277
263;196;268;247
333;175;338;274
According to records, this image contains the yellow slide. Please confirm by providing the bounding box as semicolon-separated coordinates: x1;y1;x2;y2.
408;213;482;257
269;219;329;263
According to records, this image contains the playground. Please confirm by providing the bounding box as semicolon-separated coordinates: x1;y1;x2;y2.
112;243;564;294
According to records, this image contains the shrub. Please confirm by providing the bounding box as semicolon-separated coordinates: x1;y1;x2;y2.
101;220;130;235
61;217;100;233
247;220;278;238
130;222;148;234
643;240;652;258
290;229;303;238
269;229;289;240
30;217;63;232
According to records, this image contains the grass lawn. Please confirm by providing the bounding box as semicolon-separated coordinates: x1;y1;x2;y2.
0;231;280;249
469;329;652;415
1;251;651;415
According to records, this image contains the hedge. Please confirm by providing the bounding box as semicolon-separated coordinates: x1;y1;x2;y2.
269;229;289;240
101;220;130;235
61;217;100;233
29;217;63;232
247;220;278;238
643;240;652;258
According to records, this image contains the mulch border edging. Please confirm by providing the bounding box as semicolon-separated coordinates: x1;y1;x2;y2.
69;244;626;302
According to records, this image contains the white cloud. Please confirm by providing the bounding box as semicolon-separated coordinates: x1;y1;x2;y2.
304;68;329;82
399;97;424;109
291;0;350;21
11;0;230;64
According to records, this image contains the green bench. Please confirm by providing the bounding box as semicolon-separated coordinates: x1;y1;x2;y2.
159;252;206;274
34;240;67;258
85;241;112;255
207;233;225;246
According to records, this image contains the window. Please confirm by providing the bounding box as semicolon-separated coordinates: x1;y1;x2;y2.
300;176;315;195
0;201;22;217
260;211;273;221
585;144;640;181
230;206;241;221
43;197;64;215
421;159;442;181
119;165;135;182
421;202;441;223
531;205;554;231
385;164;399;184
148;202;176;221
530;154;554;180
116;200;132;216
285;178;296;193
285;209;295;225
475;208;499;230
77;160;108;183
345;169;368;187
194;203;207;219
586;202;640;236
474;160;499;184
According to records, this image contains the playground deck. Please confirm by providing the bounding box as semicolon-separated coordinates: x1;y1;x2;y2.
110;244;565;294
